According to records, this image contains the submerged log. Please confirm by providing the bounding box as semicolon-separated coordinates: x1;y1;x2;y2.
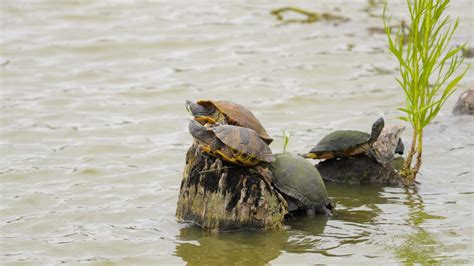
176;143;288;232
316;154;410;186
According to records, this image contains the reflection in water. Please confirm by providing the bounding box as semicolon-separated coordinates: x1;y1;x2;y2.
283;183;390;257
395;186;446;265
174;182;459;263
283;215;328;254
326;183;388;224
175;226;288;265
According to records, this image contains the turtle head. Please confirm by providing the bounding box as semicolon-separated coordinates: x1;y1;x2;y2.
395;138;405;155
188;120;214;145
185;100;217;124
370;117;385;143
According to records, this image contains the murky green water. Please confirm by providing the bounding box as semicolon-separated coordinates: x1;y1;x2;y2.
1;0;473;264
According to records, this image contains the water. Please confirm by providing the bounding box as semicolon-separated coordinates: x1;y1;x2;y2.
1;0;473;264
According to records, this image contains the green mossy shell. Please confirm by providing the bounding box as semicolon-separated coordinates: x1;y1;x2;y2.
270;153;329;211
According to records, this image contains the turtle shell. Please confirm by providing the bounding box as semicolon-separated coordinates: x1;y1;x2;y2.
211;124;275;164
197;100;273;144
270;153;329;212
309;130;371;159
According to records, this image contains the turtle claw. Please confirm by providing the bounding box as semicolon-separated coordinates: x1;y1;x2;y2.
214;158;223;176
218;171;228;190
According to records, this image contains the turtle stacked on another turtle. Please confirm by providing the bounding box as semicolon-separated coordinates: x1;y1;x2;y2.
186;99;275;167
179;100;288;231
186;100;273;144
188;120;275;167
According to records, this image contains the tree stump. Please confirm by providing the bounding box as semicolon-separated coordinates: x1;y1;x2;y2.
176;143;288;232
316;154;410;186
452;89;474;115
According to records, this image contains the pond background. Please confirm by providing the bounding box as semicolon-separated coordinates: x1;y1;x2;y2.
1;0;473;264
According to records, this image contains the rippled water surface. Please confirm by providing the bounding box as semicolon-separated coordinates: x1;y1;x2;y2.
1;1;473;264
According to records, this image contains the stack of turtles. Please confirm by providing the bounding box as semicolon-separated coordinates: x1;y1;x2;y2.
177;100;332;231
177;99;407;231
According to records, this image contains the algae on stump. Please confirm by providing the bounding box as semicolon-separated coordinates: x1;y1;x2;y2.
316;154;410;186
176;143;288;232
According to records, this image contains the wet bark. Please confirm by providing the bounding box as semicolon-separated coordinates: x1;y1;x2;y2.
316;154;411;186
176;143;288;232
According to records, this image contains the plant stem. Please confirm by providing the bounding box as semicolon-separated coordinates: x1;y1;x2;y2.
384;0;470;182
412;129;423;179
402;130;417;172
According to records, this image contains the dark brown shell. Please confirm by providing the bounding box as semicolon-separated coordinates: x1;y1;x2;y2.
197;100;273;144
211;125;275;163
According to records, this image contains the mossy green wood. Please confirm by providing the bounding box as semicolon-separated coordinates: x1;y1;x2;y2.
270;153;330;213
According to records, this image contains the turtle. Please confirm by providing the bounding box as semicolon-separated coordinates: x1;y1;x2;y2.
185;100;273;144
270;153;333;215
301;117;384;161
188;120;275;166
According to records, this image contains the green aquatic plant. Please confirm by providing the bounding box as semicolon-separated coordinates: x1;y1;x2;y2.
281;129;291;153
383;0;470;181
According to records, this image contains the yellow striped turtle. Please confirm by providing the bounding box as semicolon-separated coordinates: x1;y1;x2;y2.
185;100;273;144
188;120;275;166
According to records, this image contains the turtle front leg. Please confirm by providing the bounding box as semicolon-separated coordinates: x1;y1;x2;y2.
306;208;316;216
213;158;223;176
209;138;222;153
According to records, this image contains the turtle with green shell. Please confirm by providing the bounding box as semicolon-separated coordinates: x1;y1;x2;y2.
270;153;333;215
188;120;275;167
301;117;385;163
185;100;273;144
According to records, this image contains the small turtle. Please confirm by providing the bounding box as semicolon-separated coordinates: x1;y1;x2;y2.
188;120;275;166
301;117;384;161
185;100;273;144
270;153;333;215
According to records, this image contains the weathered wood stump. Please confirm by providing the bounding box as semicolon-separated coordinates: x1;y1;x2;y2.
316;154;410;186
176;143;288;232
453;89;474;115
